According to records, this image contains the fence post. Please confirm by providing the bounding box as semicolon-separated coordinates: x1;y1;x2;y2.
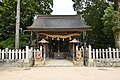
106;49;108;59
29;47;33;66
2;49;5;59
116;49;119;59
19;49;22;59
40;46;42;61
99;49;102;59
12;49;15;59
0;49;1;59
9;50;11;59
23;46;29;67
88;45;92;66
102;49;105;59
88;45;92;60
15;49;18;59
26;46;29;59
96;49;98;60
93;49;95;59
109;47;112;59
5;48;8;59
113;49;115;59
22;49;25;59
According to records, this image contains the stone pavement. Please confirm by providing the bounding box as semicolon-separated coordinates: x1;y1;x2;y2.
44;59;74;67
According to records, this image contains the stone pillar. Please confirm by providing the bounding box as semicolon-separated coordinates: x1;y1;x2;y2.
23;46;34;67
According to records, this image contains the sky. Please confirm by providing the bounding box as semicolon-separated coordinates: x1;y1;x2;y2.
52;0;76;15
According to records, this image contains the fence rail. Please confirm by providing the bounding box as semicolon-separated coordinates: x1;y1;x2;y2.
88;45;120;67
0;46;32;60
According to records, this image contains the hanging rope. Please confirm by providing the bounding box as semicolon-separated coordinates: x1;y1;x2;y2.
39;33;80;39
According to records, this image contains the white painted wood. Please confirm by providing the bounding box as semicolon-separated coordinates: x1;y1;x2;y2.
5;48;8;59
22;49;25;59
15;49;18;59
2;49;5;59
116;49;119;58
109;47;112;59
29;47;33;59
40;46;42;51
105;49;108;59
88;45;92;59
93;49;95;59
8;50;11;59
26;46;29;59
102;49;105;59
113;49;115;59
96;49;98;59
76;46;78;50
99;49;102;59
12;49;15;59
0;49;1;59
19;49;21;59
34;49;36;59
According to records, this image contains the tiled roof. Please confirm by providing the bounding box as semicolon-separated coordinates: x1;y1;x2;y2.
28;15;90;31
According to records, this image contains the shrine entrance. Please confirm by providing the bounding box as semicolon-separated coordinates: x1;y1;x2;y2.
26;15;91;66
49;39;69;59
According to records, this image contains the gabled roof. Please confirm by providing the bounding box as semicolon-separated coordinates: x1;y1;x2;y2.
28;15;91;31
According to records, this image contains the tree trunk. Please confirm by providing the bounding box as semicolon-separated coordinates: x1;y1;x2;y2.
114;0;120;11
15;0;20;49
114;30;120;49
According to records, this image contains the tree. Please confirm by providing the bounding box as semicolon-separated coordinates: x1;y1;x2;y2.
15;0;20;49
0;0;53;48
72;0;115;48
101;5;116;48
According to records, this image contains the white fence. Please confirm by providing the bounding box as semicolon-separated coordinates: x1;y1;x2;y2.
0;46;43;67
88;45;120;67
0;46;32;60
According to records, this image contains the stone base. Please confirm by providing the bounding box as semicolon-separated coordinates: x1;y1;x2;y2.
23;58;34;67
73;58;83;66
34;59;43;66
0;59;23;67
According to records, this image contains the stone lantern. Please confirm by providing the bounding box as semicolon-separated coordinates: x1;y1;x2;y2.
69;39;80;61
39;39;49;64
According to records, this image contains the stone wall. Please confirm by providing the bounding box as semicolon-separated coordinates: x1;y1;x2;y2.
93;59;120;67
0;59;34;67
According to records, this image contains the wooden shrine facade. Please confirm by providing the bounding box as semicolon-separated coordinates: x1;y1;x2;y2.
27;15;91;60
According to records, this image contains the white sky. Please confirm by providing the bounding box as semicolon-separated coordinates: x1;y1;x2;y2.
52;0;76;15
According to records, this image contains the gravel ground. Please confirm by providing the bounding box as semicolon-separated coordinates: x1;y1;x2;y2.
0;67;120;80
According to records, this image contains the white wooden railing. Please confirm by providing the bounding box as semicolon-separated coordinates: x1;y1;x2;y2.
88;45;120;66
0;46;32;60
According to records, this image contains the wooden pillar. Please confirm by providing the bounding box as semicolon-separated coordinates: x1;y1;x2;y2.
83;31;88;66
73;43;75;61
36;33;39;47
30;31;33;47
58;40;60;53
43;44;46;64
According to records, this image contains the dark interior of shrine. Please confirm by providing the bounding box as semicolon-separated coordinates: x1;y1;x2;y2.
48;39;71;59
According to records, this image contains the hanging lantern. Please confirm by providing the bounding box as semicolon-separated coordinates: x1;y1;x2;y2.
63;38;64;41
52;37;54;40
69;37;72;40
57;37;60;40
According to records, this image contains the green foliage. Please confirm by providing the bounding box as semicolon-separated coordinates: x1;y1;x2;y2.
73;0;115;48
112;11;120;32
0;34;30;49
0;0;53;48
102;5;116;28
101;5;116;48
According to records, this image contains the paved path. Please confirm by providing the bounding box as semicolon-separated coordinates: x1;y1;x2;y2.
45;59;74;66
0;67;120;80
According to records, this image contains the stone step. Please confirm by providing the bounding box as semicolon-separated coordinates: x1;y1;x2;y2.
34;59;84;67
